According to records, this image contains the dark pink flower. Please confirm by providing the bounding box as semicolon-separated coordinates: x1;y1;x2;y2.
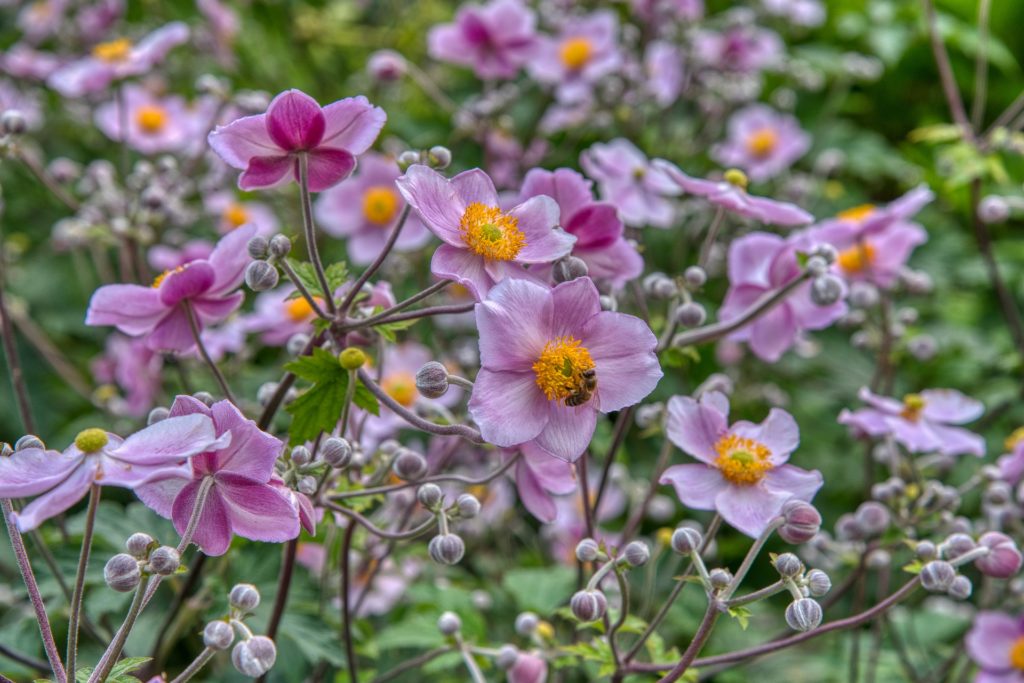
427;0;537;80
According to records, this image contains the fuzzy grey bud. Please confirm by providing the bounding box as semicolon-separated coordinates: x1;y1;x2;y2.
497;644;519;669
671;527;703;555
675;302;706;327
203;620;235;650
456;493;481;518
810;274;844;306
428;533;465;565
245;260;279;292
148;546;180;575
774;553;803;578
915;541;937;560
437;611;462;635
854;502;890;536
321;437;352;468
805;255;829;277
268;234;292;258
417;483;443;508
15;435;44;451
125;533;155;558
709;568;733;590
415;362;449;399
290;445;311;467
940;533;977;561
193;391;215;406
232;636;277;677
979;195;1010;224
570;590;607;622
811;243;838;264
684;266;707;288
229;583;261;613
104;554;141;592
514;612;539;636
393;449;428;481
147;407;170;425
948;575;972;600
806;569;831;596
920;560;956;592
553;256;589;283
576;538;601;563
1;110;27;135
428;145;452;170
247;236;269;260
785;598;823;632
397;150;420;170
297;476;317;495
623;541;651;567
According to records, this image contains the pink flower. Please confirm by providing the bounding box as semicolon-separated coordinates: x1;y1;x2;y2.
512;443;577;523
998;430;1024;485
519;168;642;289
654;159;814;226
427;0;537;80
507;652;548;683
135;396;300;556
712;105;810;182
631;0;704;23
2;43;63;80
314;152;429;265
91;334;163;418
644;41;685;108
660;392;823;538
693;26;783;73
48;22;189;97
208;89;386;192
94;85;200;154
86;225;254;352
148;240;214;272
396;165;574;300
838;387;985;457
580;139;680;228
241;286;321;347
469;277;662;461
719;232;846;362
966;611;1024;682
203;191;280;237
527;11;622;104
0;414;221;531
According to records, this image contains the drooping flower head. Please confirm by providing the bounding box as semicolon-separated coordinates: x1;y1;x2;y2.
528;10;622;104
469;277;662;461
314;152;429;265
519;167;643;289
0;414;220;531
838;387;985;457
966;611;1024;683
427;0;537;80
660;392;823;538
208;89;386;192
396;165;575;300
580;139;680;228
135;396;300;556
86;224;254;352
712;105;810;182
94;85;199;154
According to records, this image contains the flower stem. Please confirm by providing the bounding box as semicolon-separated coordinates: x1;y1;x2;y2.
169;647;216;683
183;300;237;404
297;153;337;315
357;368;483;442
88;577;150;683
342;279;452;331
278;258;330;319
0;216;36;434
454;634;487;683
371;647;454;683
697;206;726;269
722;518;783;600
340;521;358;682
337;206;411;319
67;484;102;677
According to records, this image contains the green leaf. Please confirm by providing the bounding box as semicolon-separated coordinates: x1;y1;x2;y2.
284;259;348;300
284;348;379;445
374;317;419;342
75;657;151;683
503;566;576;614
727;605;752;631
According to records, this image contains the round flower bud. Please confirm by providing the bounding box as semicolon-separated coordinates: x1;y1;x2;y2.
148;546;180;575
247;236;269;260
976;532;1023;578
570;590;607;622
599;294;617;311
147;407;170;425
496;644;519;670
15;435;45;451
805;569;831;597
232;636;277;678
867;549;891;569
779;500;822;544
457;493;481;518
321;437;352;468
1;110;27;135
576;538;600;563
623;541;651;567
979;195;1010;224
709;568;733;590
675;302;706;327
286;333;309;356
985;481;1013;507
785;598;823;632
919;560;956;592
940;533;976;561
428;145;452;170
437;611;462;636
393;449;428;481
367;50;407;82
810;274;844;306
245;260;279;292
723;168;748;189
553;256;589;283
268;234;291;259
203;620;235;650
948;575;973;600
229;583;261;613
774;553;803;578
854;501;891;537
514;612;539;636
125;533;155;558
428;533;465;565
417;483;443;508
805;255;829;277
397;150;421;170
104;554;141;592
907;335;937;361
415;362;449;399
810;243;838;264
684;266;707;288
290;445;312;467
671;527;703;555
339;347;367;370
915;541;937;560
74;428;109;453
297;476;317;495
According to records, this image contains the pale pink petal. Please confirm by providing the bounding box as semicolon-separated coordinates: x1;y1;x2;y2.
431;244;492;301
209;400;282;479
476;277;552;370
468;369;548;447
763;465;823;502
665;394;727;464
14;461;95;531
320;96;386;154
510;196;576;263
659;463;728;509
207;114;279;169
173;484;233;556
549;277;601;338
580;311;662;413
533;402;597;462
0;448;80;498
215;473;300;543
920;389;984;425
395;165;465;245
133;466;191;518
731;409;799;465
106;414;219;467
451;168;500;206
207;224;256;295
714;484;791;538
86;284;167;334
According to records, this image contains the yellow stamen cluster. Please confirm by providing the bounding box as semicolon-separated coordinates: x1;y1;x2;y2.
284;296;320;323
1005;427;1024;451
836;203;876;223
381;371;417;407
74;428;109;454
745;128;778;158
836;241;876;274
152;264;187;288
559;37;594;70
92;38;132;63
532;337;596;403
136;105;168;134
713;433;772;486
362;186;400;225
223;202;250;228
459;202;526;261
1011;636;1024;670
900;393;926;421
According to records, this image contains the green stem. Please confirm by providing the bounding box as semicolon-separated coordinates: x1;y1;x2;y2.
67;484;102;677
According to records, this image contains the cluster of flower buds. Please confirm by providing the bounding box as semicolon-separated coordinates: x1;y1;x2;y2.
569;539;651;622
202;583;278;678
396;145;452;172
804;243;843;307
918;531;1023;600
244;234;292;292
103;533;182;592
769;552;830;632
275;437;353;494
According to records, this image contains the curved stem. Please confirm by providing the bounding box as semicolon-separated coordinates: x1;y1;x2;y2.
278;258;330;320
169;647;216;683
358;302;474;327
328;452;520;500
67;484;102;676
338;206;411;318
455;634;486;683
297;153;337;314
357;368;483;442
324;502;436;541
344;279;452;330
658;598;721;682
183;300;236;404
698;206;726;269
722;518;783;600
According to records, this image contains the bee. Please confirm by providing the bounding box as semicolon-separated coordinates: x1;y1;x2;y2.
564;368;597;407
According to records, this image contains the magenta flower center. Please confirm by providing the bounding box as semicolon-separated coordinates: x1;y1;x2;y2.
532;336;597;405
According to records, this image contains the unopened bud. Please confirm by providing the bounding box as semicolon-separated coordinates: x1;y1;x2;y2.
397;150;420;170
437;611;462;635
805;569;831;596
291;445;311;466
683;266;707;288
976;532;1023;578
1;110;27;135
675;302;706;327
854;502;890;536
245;260;279;291
810;274;843;306
428;145;452;170
428;533;465;565
321;437;352;468
148;546;180;575
919;560;956;592
125;533;155;558
570;590;607;622
948;575;972;600
940;533;976;561
576;538;600;563
104;554;141;592
514;612;539;636
671;526;703;555
416;362;449;399
915;541;937;560
393;449;428;481
785;598;823;632
456;493;481;518
339;347;367;370
623;541;651;567
979;195;1010;224
147;407;170;425
417;483;443;508
553;256;589;283
15;435;44;451
247;236;269;260
268;234;291;258
203;620;234;650
297;476;317;495
497;644;519;669
232;636;276;677
367;50;408;82
229;583;261;613
774;553;803;577
805;255;829;277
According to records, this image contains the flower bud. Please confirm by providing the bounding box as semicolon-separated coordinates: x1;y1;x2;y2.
709;568;732;590
810;274;843;306
321;437;352;468
229;583;261;613
570;590;607;622
683;266;707;288
785;598;823;632
908;335;937;361
508;653;547;683
437;611;462;635
514;612;539;636
367;50;407;82
915;541;937;560
397;150;420;170
147;407;170;425
811;243;838;264
268;234;292;258
104;554;141;592
948;575;972;600
774;553;803;578
976;532;1023;578
805;255;829;277
805;569;831;597
203;620;234;650
553;256;589;283
599;294;616;311
779;500;821;544
428;145;453;170
979;195;1010;224
940;533;977;561
125;533;155;558
854;501;890;537
1;110;27;135
919;560;956;592
456;493;481;518
232;636;277;677
148;546;180;575
245;260;279;291
417;483;443;508
576;538;600;563
290;445;311;467
675;302;706;327
15;435;44;451
415;362;449;399
428;533;465;565
497;644;519;669
671;526;703;555
297;476;317;495
286;334;309;356
985;481;1012;507
339;347;367;370
393;448;428;481
247;236;269;260
623;541;651;567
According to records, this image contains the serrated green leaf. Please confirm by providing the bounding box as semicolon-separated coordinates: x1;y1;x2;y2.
375;317;419;342
284;348;378;445
727;605;752;631
75;657;151;683
284;259;348;301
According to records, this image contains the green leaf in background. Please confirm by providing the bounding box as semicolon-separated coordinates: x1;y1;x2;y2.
284;347;379;444
502;566;575;614
284;258;348;301
75;657;151;683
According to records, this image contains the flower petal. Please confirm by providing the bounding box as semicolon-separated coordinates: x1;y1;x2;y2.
239;154;294;190
14;461;95;531
431;244;492;301
732;408;799;465
306;148;357;192
208;113;278;169
107;413;220;468
714;484;792;538
476;277;552;370
468;369;548;447
86;284;167;335
510;196;576;263
215;472;300;543
209;400;282;480
659;463;727;509
920;389;984;425
665;394;728;464
173;482;233;556
395;165;465;245
533;402;597;462
451;168;500;207
580;311;662;413
966;612;1021;672
266;89;326;151
0;448;80;498
320;96;386;154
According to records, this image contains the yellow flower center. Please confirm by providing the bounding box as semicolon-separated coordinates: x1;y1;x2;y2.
713;433;772;486
459;202;526;261
723;168;748;190
382;371;417;407
222;202;250;228
74;428;109;454
836;241;876;274
136;105;168;134
1005;427;1024;451
900;393;926;421
560;37;594;70
746;128;778;158
92;38;133;63
152;264;187;288
362;186;400;225
1010;636;1024;670
532;336;597;405
836;203;876;223
284;296;321;322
